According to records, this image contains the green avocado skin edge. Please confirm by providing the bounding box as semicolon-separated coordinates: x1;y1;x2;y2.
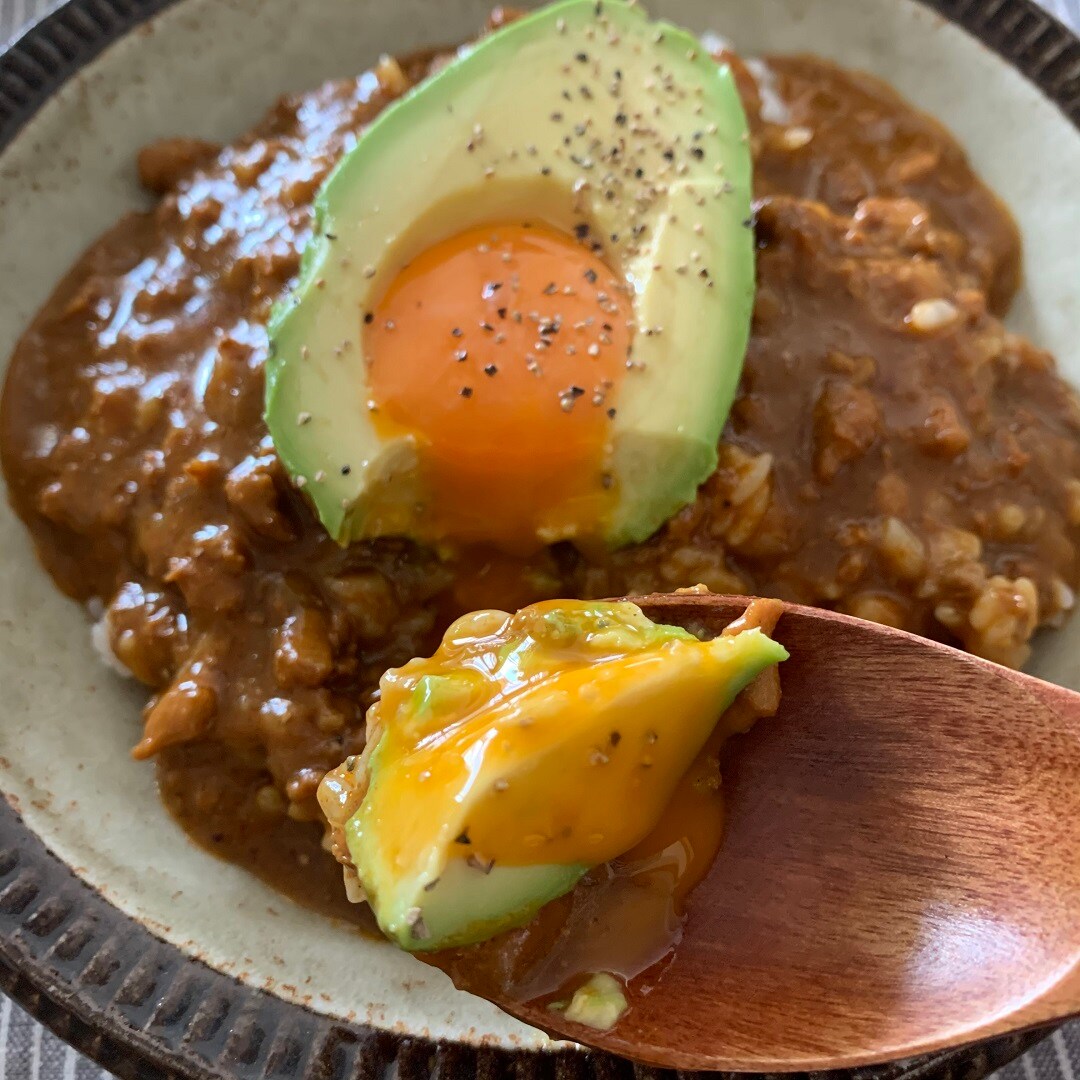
265;0;754;551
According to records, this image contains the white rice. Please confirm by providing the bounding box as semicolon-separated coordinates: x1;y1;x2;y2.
89;610;133;679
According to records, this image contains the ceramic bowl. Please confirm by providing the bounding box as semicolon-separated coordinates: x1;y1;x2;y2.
0;0;1077;1077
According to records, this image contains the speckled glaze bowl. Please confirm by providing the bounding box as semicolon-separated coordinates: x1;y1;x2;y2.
0;0;1078;1077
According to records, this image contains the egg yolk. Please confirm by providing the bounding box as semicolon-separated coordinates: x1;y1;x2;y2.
366;224;633;550
360;600;779;874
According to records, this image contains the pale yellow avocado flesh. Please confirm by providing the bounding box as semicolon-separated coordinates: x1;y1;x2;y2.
344;600;787;951
266;0;754;549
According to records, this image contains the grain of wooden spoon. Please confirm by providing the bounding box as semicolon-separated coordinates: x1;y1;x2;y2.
496;592;1080;1072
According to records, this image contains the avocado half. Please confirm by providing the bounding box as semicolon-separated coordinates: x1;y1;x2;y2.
266;0;755;550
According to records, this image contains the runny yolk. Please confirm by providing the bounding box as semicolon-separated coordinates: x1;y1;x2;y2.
366;224;634;550
425;600;784;1007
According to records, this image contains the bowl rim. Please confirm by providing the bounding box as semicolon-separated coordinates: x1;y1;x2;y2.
0;0;1077;1078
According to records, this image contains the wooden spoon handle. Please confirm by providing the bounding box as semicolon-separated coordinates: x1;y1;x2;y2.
626;592;1080;1056
1001;664;1080;733
996;666;1080;1019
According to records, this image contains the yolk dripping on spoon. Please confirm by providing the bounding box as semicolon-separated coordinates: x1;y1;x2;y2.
365;224;634;551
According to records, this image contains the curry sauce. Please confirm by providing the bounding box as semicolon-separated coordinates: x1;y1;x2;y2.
3;36;1079;964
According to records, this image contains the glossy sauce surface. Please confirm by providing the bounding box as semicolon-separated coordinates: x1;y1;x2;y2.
3;21;1080;999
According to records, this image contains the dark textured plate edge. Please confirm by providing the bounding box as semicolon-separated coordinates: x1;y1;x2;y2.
0;0;175;149
923;0;1080;118
0;795;1057;1080
0;796;596;1080
2;0;1079;153
0;0;1077;1077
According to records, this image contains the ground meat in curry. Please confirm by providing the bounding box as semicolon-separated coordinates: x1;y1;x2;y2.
3;31;1079;914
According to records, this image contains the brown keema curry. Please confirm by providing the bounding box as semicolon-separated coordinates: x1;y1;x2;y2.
3;11;1080;938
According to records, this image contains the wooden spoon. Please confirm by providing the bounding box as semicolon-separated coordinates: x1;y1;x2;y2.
494;592;1080;1072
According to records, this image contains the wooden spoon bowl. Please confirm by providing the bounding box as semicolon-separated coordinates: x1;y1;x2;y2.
498;593;1080;1072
